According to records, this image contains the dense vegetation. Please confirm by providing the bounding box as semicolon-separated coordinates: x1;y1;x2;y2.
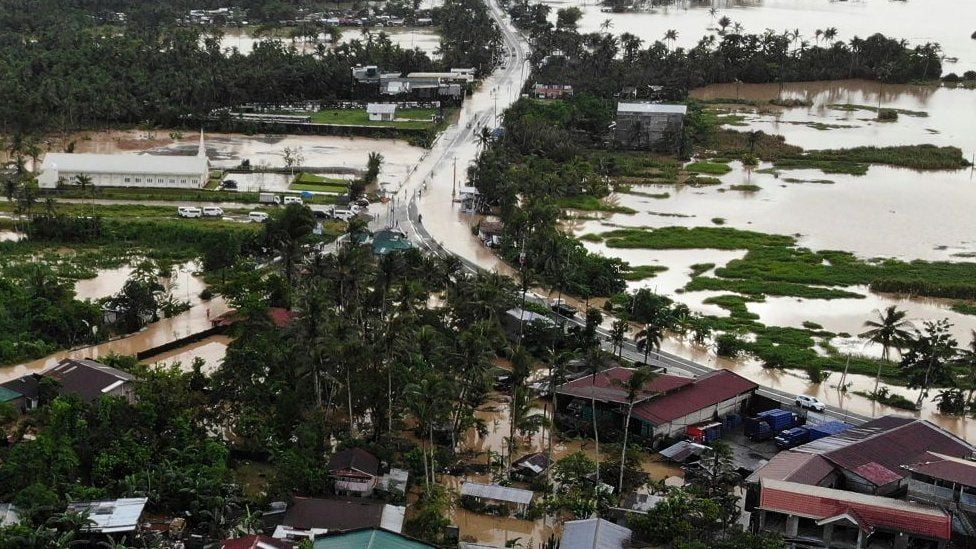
0;0;498;135
507;0;943;99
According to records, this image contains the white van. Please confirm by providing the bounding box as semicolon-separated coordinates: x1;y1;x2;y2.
202;206;224;218
331;208;355;221
178;206;202;218
248;211;269;223
283;196;304;205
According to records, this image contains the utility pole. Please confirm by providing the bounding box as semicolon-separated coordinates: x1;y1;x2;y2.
452;156;457;200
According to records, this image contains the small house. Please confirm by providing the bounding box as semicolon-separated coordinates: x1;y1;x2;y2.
613;102;687;152
561;518;632;549
532;83;574;99
67;497;148;536
477;220;504;247
0;375;39;412
459;482;534;516
367;103;397;122
371;229;412;257
329;448;381;497
511;452;552;479
271;498;406;542
41;358;138;404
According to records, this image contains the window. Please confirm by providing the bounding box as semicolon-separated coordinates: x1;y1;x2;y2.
169;179;175;184
181;179;187;184
124;177;130;183
135;178;141;183
157;178;163;183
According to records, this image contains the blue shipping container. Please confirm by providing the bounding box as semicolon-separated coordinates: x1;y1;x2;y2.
761;409;798;431
806;420;852;441
774;427;810;449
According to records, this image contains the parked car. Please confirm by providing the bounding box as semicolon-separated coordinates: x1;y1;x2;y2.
283;196;303;205
178;206;202;218
313;209;329;220
355;198;370;208
202;206;224;218
248;211;269;223
331;208;356;221
221;180;238;190
550;299;578;317
795;395;826;412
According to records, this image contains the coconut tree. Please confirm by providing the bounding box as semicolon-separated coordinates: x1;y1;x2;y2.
717;15;731;35
952;330;976;405
860;306;914;393
636;323;663;365
612;366;657;499
823;27;838;43
663;29;678;50
582;346;610;483
609;319;628;358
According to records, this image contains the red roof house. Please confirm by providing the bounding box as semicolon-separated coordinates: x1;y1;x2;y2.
759;479;952;543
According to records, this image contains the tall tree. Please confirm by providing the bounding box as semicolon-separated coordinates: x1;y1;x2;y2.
860;306;914;393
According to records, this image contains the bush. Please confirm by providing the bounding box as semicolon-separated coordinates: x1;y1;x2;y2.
199;288;214;300
877;109;898;121
943;73;960;82
715;333;744;358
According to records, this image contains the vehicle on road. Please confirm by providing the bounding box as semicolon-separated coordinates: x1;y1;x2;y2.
550;299;578;317
248;211;269;223
178;206;202;218
795;395;826;412
330;208;356;221
259;193;281;205
202;206;224;218
283;196;303;205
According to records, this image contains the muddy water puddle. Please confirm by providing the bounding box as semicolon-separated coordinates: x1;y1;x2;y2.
541;0;976;73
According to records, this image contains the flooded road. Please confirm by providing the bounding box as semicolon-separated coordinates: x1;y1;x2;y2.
140;335;231;374
541;0;976;73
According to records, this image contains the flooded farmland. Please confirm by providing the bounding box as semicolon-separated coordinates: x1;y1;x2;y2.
541;0;976;73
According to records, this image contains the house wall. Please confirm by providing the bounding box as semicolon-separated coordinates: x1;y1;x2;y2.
614;112;684;152
39;169;207;189
647;392;751;438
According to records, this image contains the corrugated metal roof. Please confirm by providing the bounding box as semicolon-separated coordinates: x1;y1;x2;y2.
561;518;632;549
659;440;709;462
41;152;207;176
795;416;974;488
554;367;692;405
366;103;397;114
759;479;951;540
459;482;533;505
617;102;687;115
313;528;433;548
67;498;147;533
905;452;976;487
329;448;380;477
0;386;21;402
379;505;405;533
505;308;554;326
632;369;757;425
42;358;137;403
0;504;19;527
746;451;835;485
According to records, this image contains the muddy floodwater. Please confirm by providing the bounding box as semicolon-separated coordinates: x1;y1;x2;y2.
140;335;231;374
541;0;976;73
1;262;228;382
215;27;441;58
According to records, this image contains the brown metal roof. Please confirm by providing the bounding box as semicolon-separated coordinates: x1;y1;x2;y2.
904;452;976;487
747;451;836;485
328;448;380;477
42;358;136;403
282;498;385;531
818;418;974;488
631;369;757;425
554;367;693;405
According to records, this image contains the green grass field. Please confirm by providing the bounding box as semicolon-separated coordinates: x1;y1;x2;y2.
290;172;351;194
306;108;439;129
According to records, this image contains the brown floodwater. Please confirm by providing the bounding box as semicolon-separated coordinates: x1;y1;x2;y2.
542;0;976;73
73;265;134;301
140;335;231;374
0;262;227;382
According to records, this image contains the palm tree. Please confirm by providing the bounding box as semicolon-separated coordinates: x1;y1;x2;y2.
609;319;628;358
860;306;914;393
475;126;492;150
663;29;678;50
636;323;663;365
823;27;838;43
75;173;92;192
717;16;731;35
612;367;656;499
953;330;976;405
600;18;613;34
582;347;609;483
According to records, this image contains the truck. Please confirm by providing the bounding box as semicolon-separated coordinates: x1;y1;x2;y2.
687;422;723;444
743;409;802;441
259;193;281;205
774;427;810;449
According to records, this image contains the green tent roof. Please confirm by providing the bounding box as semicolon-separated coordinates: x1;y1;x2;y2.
313;528;432;549
0;386;22;403
372;230;412;256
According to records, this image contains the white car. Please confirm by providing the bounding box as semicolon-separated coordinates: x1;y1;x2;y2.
330;208;355;221
178;206;202;218
202;206;224;218
248;211;269;223
283;196;304;205
795;395;826;412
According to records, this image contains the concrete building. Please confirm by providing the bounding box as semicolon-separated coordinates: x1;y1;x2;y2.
905;452;976;537
757;479;951;548
328;448;380;497
533;83;574;99
613;102;687;152
367;103;397;122
38;132;208;189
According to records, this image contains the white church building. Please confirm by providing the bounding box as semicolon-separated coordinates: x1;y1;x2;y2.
38;132;210;189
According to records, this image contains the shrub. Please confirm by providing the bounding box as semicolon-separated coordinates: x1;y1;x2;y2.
877;109;898;121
